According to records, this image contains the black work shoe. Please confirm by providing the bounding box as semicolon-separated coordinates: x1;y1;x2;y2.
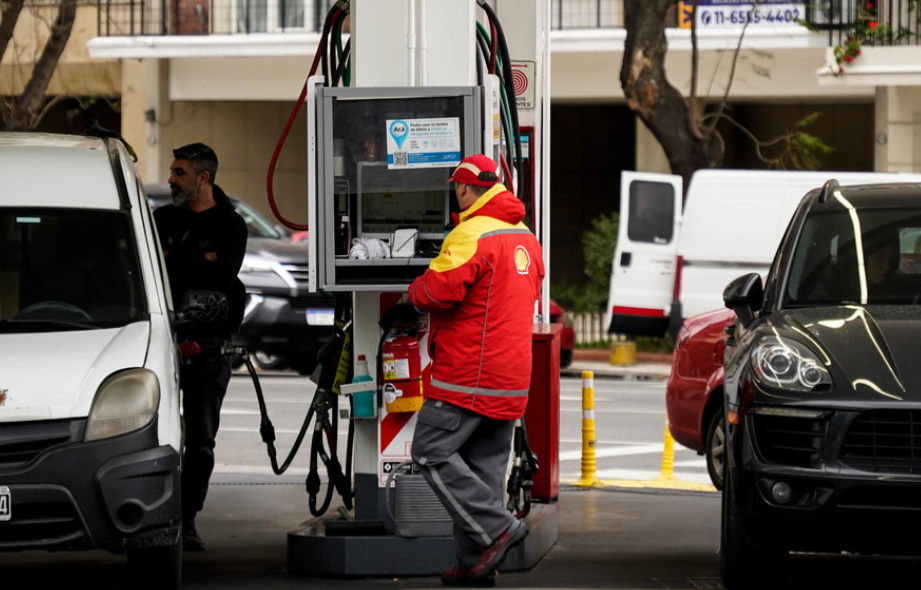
441;565;496;587
469;520;529;581
182;520;205;551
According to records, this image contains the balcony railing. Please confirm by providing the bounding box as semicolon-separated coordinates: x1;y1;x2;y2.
96;0;336;36
803;0;921;47
96;0;625;37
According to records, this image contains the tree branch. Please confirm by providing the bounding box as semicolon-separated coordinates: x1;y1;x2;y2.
689;0;702;139
8;0;78;130
702;0;758;140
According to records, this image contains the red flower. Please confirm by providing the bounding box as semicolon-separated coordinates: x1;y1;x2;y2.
856;49;861;56
869;21;878;29
846;55;854;62
868;2;874;9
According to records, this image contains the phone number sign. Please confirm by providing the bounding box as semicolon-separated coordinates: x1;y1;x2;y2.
678;1;802;28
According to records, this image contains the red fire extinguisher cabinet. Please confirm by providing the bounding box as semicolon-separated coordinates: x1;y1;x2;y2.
524;323;561;502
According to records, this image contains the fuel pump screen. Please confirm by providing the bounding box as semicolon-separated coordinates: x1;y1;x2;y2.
357;163;449;240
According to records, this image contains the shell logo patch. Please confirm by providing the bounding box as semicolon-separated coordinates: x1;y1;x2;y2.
514;246;531;275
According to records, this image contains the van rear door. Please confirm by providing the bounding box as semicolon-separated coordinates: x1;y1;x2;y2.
607;171;682;337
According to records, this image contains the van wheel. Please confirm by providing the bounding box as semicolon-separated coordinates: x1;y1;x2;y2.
705;410;726;490
127;541;182;589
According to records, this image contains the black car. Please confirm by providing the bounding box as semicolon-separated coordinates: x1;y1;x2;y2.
145;184;334;374
721;180;921;588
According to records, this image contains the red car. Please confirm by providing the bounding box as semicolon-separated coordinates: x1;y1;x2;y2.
665;307;733;489
548;299;575;368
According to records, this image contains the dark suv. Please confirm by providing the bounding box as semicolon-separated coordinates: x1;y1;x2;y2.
146;184;334;373
721;180;921;588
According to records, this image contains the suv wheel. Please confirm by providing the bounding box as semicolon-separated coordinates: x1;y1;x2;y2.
705;410;725;490
127;540;182;589
254;350;288;370
288;349;320;376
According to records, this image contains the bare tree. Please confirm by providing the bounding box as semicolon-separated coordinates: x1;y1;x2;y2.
621;0;831;191
0;0;79;130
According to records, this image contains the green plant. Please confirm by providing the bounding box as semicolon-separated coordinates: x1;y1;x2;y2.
550;210;618;314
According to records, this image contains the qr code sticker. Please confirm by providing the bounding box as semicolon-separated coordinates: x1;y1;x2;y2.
393;152;408;166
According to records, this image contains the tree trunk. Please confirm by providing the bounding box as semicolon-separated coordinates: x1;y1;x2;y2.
620;0;713;192
0;0;25;64
6;0;78;131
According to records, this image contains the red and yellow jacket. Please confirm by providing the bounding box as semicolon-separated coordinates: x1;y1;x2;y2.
408;184;545;420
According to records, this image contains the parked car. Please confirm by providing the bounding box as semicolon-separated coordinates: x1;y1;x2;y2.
721;180;921;589
146;184;334;374
0;134;183;587
665;307;733;489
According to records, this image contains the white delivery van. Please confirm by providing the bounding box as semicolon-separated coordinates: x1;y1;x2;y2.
0;134;183;587
607;169;921;337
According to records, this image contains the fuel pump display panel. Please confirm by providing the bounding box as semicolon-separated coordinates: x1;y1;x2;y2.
313;86;482;291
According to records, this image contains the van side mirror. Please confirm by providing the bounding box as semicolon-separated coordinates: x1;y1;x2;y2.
176;290;229;326
723;273;763;329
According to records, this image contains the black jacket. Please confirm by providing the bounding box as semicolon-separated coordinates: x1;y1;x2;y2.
154;185;247;338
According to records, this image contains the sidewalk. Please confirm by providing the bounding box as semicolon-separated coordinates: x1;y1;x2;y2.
561;348;673;381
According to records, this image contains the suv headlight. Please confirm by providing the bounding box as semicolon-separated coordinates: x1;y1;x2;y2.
85;369;160;442
750;336;831;392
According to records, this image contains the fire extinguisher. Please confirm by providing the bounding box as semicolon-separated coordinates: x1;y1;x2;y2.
381;332;424;413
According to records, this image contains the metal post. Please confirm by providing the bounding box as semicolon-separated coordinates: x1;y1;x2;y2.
657;420;676;481
574;371;602;487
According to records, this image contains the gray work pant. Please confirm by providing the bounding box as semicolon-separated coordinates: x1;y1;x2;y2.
411;398;516;568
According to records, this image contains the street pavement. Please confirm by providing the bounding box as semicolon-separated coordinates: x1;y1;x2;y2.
3;355;918;588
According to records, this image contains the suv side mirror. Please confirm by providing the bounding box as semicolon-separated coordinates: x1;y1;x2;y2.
723;273;763;329
176;290;229;326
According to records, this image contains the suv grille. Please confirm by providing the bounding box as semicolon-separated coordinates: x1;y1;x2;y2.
752;413;827;467
840;410;921;474
0;420;83;469
280;262;309;289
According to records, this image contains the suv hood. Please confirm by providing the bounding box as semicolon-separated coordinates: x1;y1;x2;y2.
248;237;308;264
0;322;150;421
773;306;921;402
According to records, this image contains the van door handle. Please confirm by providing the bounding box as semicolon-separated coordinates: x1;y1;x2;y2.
620;252;632;267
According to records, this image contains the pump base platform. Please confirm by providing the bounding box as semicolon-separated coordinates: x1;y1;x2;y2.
287;503;558;577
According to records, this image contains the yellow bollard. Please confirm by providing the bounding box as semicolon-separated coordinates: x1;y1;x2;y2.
574;371;604;487
657;420;676;481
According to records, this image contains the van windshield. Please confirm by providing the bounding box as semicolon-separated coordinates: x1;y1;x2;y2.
784;209;921;307
0;209;147;332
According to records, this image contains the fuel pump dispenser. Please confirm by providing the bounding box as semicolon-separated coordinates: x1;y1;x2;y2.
264;0;558;577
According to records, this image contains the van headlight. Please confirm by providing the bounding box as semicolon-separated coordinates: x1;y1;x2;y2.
85;369;160;442
750;336;831;392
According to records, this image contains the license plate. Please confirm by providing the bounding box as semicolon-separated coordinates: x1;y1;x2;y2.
0;486;9;521
306;308;335;326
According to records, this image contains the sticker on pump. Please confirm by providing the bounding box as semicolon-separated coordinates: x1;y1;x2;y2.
385;117;461;170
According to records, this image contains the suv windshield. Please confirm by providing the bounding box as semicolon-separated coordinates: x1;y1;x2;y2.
785;208;921;307
0;209;147;332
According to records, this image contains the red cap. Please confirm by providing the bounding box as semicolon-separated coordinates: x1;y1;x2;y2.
447;154;500;187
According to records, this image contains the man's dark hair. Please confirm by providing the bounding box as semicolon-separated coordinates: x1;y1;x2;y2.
174;143;218;185
467;183;491;197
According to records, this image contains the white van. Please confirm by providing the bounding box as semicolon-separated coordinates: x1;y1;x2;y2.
0;134;182;587
607;169;921;337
